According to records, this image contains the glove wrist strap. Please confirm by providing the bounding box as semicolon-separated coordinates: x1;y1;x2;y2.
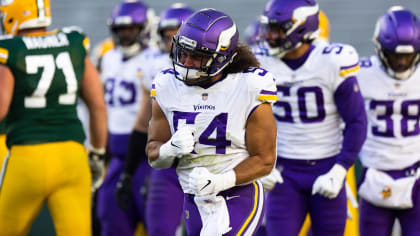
149;142;176;168
219;170;236;192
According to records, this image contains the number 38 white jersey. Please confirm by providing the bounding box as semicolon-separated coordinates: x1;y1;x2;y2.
152;68;277;192
257;42;360;160
357;56;420;170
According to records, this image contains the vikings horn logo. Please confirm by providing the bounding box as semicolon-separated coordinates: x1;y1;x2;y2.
381;186;391;199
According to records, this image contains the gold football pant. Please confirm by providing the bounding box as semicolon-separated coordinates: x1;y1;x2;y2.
0;141;91;236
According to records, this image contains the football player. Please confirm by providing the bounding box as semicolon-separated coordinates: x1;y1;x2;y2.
125;3;195;236
357;6;420;236
296;8;361;236
256;0;367;235
95;1;155;235
146;8;278;235
0;0;107;235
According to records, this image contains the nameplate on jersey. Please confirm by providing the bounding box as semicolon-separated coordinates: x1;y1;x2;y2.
23;33;69;50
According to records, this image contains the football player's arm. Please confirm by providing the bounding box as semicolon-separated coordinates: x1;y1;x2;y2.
0;65;14;121
145;99;172;163
234;102;277;184
80;56;107;150
334;76;367;169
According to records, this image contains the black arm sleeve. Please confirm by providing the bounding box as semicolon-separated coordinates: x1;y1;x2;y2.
123;130;148;176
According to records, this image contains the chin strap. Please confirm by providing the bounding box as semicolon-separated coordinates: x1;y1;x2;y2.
378;50;420;80
118;43;142;58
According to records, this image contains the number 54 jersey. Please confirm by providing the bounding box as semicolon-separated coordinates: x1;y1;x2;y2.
257;42;360;160
0;27;89;147
357;56;420;170
151;68;277;193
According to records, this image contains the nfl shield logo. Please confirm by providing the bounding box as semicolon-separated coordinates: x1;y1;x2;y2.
202;93;208;101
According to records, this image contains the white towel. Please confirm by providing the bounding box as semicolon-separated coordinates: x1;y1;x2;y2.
194;194;232;236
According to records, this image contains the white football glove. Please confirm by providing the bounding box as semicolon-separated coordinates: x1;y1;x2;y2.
312;164;347;199
88;147;106;191
189;167;236;196
259;167;283;191
150;126;195;169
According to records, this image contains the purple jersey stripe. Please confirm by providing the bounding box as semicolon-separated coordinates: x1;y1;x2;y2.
340;62;359;71
260;90;277;95
152;83;155;89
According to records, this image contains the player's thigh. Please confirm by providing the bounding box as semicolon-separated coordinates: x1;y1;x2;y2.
309;187;347;236
0;144;55;235
184;182;265;236
46;141;92;236
359;198;394;236
399;179;420;236
265;172;308;236
132;160;152;221
146;168;183;236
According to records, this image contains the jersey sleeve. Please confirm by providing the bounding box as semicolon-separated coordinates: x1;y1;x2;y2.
0;35;14;65
244;67;278;118
0;46;9;65
330;44;360;90
62;26;90;56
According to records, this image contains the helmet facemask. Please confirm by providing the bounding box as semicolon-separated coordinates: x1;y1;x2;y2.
170;9;239;87
111;24;145;57
373;6;420;80
261;0;319;58
171;35;234;86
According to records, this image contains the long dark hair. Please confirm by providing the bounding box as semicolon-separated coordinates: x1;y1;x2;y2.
224;41;260;74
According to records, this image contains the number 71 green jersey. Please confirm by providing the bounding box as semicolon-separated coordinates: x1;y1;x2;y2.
0;27;89;148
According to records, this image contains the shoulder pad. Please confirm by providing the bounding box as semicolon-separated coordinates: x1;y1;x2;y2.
322;43;359;78
62;26;84;34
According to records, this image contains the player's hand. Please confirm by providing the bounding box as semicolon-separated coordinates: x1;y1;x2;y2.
88;147;106;190
150;125;195;169
160;126;195;158
259;167;283;191
188;167;236;196
312;164;347;199
115;173;132;211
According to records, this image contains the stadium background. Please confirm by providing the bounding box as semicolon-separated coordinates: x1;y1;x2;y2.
28;0;420;235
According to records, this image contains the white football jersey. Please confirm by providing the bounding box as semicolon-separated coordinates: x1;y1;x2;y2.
358;56;420;170
152;68;277;194
138;50;171;92
257;42;360;160
101;47;163;134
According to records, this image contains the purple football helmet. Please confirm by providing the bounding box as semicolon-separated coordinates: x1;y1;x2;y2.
158;3;194;51
261;0;319;58
171;8;239;86
373;6;420;80
158;3;194;35
108;0;149;56
244;19;261;46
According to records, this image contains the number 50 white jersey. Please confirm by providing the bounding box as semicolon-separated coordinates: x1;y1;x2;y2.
151;68;277;193
257;42;360;160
